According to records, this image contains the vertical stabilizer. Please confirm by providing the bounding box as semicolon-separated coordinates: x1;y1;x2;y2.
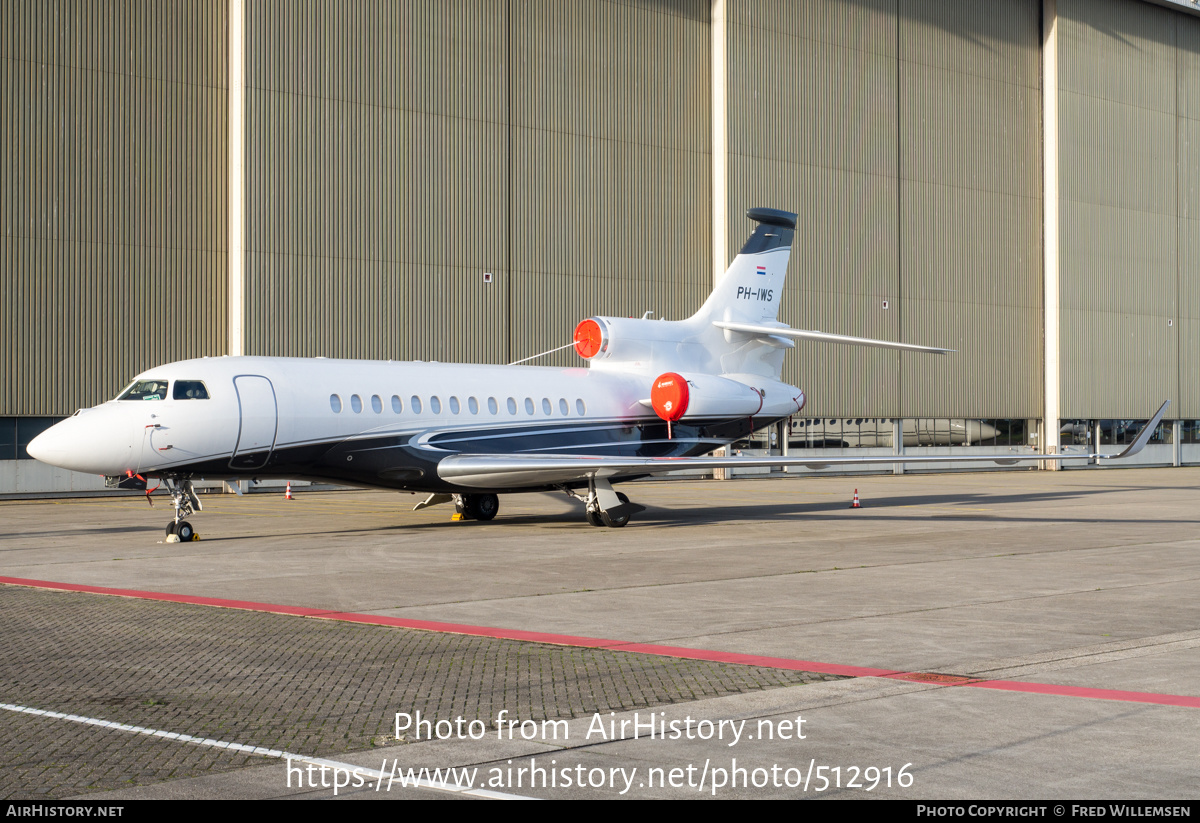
692;207;796;326
578;208;799;380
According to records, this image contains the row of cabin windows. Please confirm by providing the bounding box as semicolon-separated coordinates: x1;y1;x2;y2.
330;393;587;418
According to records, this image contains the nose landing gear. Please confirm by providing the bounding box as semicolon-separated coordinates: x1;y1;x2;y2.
164;478;202;542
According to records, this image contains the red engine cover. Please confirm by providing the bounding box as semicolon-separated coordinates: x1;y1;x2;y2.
651;372;690;422
573;318;605;359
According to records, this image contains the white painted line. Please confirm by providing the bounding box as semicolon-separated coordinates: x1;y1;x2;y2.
0;702;536;800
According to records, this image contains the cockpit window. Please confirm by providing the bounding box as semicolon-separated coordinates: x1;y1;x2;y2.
173;380;210;400
119;380;169;401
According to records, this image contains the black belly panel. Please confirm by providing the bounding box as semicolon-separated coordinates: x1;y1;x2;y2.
141;415;776;493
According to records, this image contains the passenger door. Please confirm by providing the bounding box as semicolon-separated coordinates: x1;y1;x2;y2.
230;375;278;470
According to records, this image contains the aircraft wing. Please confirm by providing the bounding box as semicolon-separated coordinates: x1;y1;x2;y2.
439;401;1170;489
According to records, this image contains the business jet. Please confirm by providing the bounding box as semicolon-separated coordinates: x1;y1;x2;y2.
28;208;1168;540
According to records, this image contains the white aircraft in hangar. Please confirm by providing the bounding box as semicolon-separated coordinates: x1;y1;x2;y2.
29;208;1168;540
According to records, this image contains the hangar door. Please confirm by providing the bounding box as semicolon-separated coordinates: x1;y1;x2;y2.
230;375;278;470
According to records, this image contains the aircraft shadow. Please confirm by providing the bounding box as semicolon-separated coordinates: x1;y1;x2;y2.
165;484;1193;541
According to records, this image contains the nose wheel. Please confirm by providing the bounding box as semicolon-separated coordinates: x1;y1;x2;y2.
164;478;202;542
165;520;196;542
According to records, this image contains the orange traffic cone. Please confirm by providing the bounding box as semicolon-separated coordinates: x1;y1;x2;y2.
285;482;294;501
849;489;862;509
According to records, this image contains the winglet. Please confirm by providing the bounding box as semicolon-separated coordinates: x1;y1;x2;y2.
1101;400;1170;460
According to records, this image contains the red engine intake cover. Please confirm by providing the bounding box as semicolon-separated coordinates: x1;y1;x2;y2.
651;372;690;422
573;318;604;359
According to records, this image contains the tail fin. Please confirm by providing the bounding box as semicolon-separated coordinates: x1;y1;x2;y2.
575;208;798;380
692;207;796;326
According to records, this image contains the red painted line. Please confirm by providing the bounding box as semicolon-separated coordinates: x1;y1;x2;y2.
3;575;1198;707
598;643;898;678
963;678;1200;708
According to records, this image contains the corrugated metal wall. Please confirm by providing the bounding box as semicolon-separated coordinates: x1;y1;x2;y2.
897;0;1042;418
725;0;903;417
10;0;1200;426
724;0;1042;418
1181;14;1200;418
1;0;228;414
1057;0;1182;418
509;0;710;366
243;0;710;367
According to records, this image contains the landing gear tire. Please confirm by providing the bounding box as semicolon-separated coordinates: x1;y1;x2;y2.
585;508;604;527
165;520;195;541
600;493;631;528
463;493;499;522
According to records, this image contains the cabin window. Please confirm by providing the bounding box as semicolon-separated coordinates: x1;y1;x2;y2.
391;395;402;413
576;399;586;416
507;397;517;415
468;396;479;414
449;396;460;414
430;396;442;414
173;381;210;400
411;396;423;414
541;398;552;415
524;398;535;415
488;397;498;414
351;394;363;413
330;394;343;413
371;395;383;414
558;398;568;415
119;380;169;401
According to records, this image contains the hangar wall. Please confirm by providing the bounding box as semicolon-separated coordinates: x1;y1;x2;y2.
5;0;1200;488
242;0;711;367
724;0;1043;420
243;0;510;364
1;0;229;416
1057;0;1199;419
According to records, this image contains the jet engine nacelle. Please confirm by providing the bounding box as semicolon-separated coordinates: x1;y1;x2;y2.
574;316;698;365
647;372;788;421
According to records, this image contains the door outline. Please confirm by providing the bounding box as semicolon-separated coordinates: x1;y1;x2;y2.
230;375;278;470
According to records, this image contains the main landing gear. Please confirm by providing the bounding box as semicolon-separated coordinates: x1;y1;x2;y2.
163;478;202;542
564;477;646;528
455;493;499;521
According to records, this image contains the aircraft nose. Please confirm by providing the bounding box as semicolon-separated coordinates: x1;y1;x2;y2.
26;411;130;475
25;422;75;467
26;426;60;464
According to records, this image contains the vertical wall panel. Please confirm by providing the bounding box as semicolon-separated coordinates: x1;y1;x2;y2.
726;0;902;417
1175;14;1200;417
1;0;228;415
245;0;511;364
509;0;710;367
898;0;1043;418
727;0;1041;419
1058;0;1180;418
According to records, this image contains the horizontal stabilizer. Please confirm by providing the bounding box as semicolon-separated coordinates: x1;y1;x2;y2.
713;321;953;355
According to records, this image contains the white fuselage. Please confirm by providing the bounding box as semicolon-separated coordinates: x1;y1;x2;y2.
29;355;802;493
